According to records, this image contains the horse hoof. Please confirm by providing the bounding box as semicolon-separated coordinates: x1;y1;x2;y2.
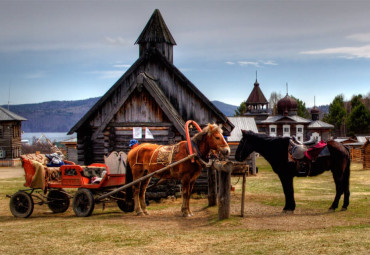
136;211;144;216
282;210;294;214
182;213;191;217
340;207;347;211
328;208;335;212
143;211;149;215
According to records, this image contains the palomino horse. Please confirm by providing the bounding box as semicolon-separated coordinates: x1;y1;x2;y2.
126;124;230;217
235;130;351;213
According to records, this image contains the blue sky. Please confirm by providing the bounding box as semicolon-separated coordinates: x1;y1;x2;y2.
0;0;369;108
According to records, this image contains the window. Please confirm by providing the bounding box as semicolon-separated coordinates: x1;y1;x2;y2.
312;132;321;142
283;125;290;137
296;125;304;141
13;125;20;138
0;126;3;138
269;125;277;137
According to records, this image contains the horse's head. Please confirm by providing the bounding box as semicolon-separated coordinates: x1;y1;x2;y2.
202;123;230;157
235;130;255;161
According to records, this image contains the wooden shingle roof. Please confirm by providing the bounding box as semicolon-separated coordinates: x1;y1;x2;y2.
135;9;176;45
90;72;186;139
0;106;27;121
246;80;268;104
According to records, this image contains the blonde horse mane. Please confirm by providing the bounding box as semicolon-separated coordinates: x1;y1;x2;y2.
191;123;223;143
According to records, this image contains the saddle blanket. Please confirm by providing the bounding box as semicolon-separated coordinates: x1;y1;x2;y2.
304;141;328;161
156;144;180;166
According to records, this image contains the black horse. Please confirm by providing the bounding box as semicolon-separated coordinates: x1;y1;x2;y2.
235;130;351;213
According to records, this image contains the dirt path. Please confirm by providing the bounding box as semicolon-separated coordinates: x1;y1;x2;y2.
0;166;24;179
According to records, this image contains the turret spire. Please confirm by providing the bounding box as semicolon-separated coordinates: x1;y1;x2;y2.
135;9;176;63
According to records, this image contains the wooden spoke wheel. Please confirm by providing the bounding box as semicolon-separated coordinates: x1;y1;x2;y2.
47;189;70;213
115;191;134;212
73;188;95;217
9;191;34;218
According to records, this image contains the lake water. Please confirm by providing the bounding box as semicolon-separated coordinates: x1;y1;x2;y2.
22;132;76;143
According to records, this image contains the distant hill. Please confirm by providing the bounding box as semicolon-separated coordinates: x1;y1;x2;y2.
3;97;100;132
212;100;238;117
3;98;238;132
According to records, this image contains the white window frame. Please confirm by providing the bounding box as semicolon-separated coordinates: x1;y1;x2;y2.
296;125;304;142
283;125;290;137
311;132;321;142
269;125;277;137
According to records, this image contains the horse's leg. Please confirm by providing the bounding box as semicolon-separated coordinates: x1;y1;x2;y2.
187;180;196;216
278;174;296;213
341;160;351;211
133;182;143;215
181;179;191;217
329;158;350;212
329;172;343;212
139;177;151;215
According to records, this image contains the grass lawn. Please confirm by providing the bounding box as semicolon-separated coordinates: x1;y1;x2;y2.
0;158;369;255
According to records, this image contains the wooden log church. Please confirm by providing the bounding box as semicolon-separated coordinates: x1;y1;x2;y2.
68;9;234;164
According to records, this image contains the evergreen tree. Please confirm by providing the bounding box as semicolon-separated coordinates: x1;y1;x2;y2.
292;96;310;118
234;101;247;116
323;94;347;137
346;102;370;136
350;94;363;109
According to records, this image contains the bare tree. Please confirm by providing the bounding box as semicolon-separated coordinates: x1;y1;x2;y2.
269;92;282;115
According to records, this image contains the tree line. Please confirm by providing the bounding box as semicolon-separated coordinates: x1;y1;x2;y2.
323;93;370;137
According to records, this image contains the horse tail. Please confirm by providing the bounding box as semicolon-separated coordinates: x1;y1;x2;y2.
344;145;351;177
340;145;351;209
125;159;133;201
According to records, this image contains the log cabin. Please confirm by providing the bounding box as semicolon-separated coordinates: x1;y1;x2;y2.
0;106;26;164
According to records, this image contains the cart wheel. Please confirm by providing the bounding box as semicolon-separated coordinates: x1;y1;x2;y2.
73;188;95;217
115;191;134;212
9;191;34;218
47;189;70;213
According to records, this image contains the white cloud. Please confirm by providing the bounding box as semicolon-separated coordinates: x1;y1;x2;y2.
105;36;130;46
346;33;370;43
238;61;260;67
301;44;370;59
261;60;278;66
226;60;278;67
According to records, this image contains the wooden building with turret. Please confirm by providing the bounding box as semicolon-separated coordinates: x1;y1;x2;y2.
68;9;234;165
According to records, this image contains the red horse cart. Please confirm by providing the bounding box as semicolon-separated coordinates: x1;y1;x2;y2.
8;153;134;218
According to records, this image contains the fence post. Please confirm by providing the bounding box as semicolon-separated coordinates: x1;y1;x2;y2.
207;167;217;206
212;160;233;220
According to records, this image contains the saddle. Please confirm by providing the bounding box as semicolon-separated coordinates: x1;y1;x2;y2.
289;137;330;176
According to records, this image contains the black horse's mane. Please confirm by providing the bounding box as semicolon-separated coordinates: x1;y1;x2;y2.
242;131;290;167
244;131;289;145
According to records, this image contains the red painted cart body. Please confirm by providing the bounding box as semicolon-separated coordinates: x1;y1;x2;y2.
8;157;133;218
